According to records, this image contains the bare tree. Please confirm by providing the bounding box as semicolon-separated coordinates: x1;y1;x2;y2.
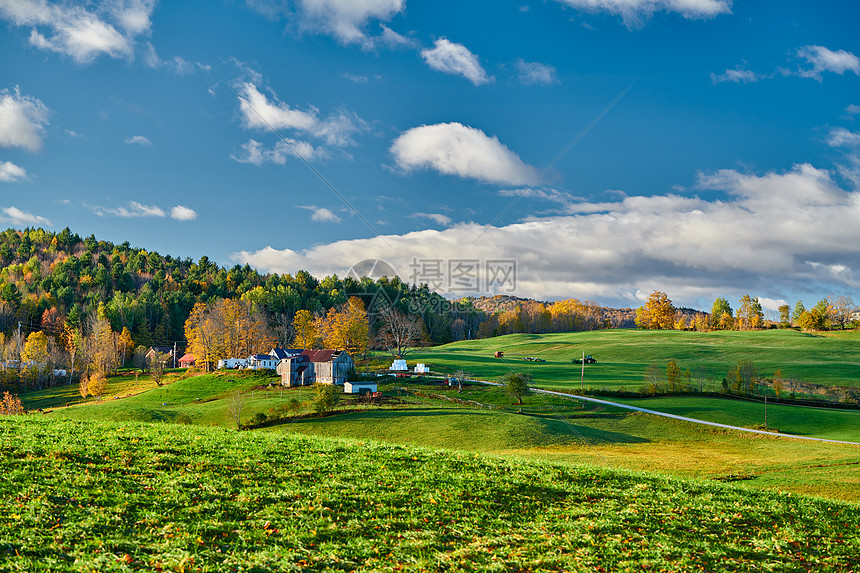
828;295;856;330
377;306;424;358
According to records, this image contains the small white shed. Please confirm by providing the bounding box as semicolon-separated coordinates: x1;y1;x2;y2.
344;381;378;395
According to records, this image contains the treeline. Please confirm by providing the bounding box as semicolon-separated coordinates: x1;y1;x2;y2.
0;227;612;392
635;291;858;331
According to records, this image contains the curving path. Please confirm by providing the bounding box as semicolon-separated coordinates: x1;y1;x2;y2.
472;379;860;446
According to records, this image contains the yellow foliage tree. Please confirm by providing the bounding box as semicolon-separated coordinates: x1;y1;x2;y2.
185;298;275;371
317;297;369;356
292;309;319;349
635;292;675;330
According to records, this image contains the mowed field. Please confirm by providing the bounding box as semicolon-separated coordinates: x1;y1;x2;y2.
407;329;860;391
2;417;860;572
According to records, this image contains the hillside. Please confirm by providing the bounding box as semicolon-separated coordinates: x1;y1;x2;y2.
2;417;859;571
26;369;860;502
408;328;860;392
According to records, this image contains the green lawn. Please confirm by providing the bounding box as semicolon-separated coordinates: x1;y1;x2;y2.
406;329;860;391
2;417;859;572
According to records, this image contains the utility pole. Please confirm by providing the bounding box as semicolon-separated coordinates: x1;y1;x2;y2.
173;341;177;369
580;350;585;391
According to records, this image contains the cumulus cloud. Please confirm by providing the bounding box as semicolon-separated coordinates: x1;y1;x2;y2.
300;205;341;223
236;82;363;147
232;163;860;307
420;38;491;86
515;59;558;85
710;66;762;84
390;122;537;185
553;0;731;27
0;87;50;152
124;135;151;145
170;205;197;221
0;0;156;63
795;45;860;80
0;161;27;182
246;0;406;49
827;128;860;148
0;206;51;226
231;138;329;165
92;201;165;218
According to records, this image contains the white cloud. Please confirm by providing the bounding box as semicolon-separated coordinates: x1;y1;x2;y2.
0;161;27;182
0;206;51;226
233;163;860;307
515;59;558;85
0;0;156;63
236;82;363;146
0;87;50;152
299;205;341;223
92;201;165;218
827;128;860;148
710;66;761;84
412;212;453;226
795;45;860;80
170;205;197;221
420;38;492;86
341;73;369;83
124;135;151;145
231;138;328;165
499;187;577;206
553;0;731;27
847;105;860;116
246;0;406;48
391;122;537;185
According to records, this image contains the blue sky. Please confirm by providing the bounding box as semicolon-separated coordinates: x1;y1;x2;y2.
1;0;858;312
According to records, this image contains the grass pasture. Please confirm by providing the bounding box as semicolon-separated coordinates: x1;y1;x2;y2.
2;417;860;572
406;329;860;392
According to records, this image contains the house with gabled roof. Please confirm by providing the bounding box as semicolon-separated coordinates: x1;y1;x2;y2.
276;349;354;387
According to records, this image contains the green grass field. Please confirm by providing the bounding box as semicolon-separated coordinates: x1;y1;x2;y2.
22;370;859;502
2;417;859;572
406;329;860;392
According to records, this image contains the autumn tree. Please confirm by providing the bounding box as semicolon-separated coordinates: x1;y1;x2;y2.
791;301;806;326
773;368;784;398
778;305;791;328
666;360;681;392
185;299;275;370
0;391;24;415
21;331;50;390
710;298;733;330
736;295;764;330
377;305;424;358
87;371;107;400
635;292;675;330
292;309;319;349
316;297;370;356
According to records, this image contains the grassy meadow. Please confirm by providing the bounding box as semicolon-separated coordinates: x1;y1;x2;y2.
18;370;860;502
2;417;859;572
406;329;860;392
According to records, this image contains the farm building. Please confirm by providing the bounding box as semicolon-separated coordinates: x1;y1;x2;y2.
178;353;196;368
248;354;278;370
276;349;354;387
217;358;249;369
276;354;313;387
344;380;377;395
146;346;174;365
